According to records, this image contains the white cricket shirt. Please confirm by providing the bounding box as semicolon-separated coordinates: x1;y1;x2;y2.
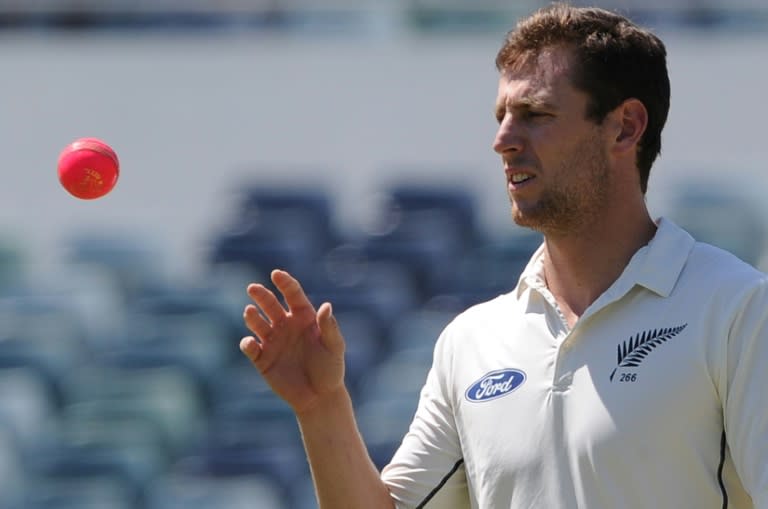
381;217;768;508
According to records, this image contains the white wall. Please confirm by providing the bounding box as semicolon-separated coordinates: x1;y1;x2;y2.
1;29;767;281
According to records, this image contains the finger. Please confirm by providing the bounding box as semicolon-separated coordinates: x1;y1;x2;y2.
243;304;273;340
240;336;263;363
247;283;288;324
317;302;345;356
271;270;315;314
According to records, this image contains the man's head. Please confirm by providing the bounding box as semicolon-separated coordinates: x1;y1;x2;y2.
496;3;670;194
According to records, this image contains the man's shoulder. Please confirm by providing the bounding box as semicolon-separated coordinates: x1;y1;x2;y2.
449;292;518;328
683;239;768;297
688;239;765;277
652;218;766;293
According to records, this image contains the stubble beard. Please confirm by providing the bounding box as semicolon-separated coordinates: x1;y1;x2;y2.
510;133;611;237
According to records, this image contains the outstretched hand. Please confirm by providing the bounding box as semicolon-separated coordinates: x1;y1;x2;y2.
240;269;347;415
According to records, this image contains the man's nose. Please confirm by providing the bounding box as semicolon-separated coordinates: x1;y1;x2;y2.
493;115;525;155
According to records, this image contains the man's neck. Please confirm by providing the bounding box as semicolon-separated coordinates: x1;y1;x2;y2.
541;211;657;327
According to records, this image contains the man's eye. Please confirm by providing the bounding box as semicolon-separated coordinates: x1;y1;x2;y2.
496;110;549;124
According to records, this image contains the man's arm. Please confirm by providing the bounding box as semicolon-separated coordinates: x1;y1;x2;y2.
723;277;768;507
296;387;394;508
240;269;394;509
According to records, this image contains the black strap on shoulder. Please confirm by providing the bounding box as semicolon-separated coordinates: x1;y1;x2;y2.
415;459;465;509
717;430;729;509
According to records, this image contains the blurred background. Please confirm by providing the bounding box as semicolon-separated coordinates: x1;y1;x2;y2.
0;1;767;508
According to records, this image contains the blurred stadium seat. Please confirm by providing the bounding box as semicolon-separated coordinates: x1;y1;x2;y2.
355;344;434;470
0;234;28;297
0;310;89;410
93;285;244;387
355;396;419;470
59;365;206;456
666;181;767;268
60;230;169;303
356;352;432;405
289;474;321;509
360;184;482;300
0;424;25;509
21;421;168;508
0;367;59;457
383;308;457;355
426;228;542;309
304;245;421;335
206;362;302;449
331;309;388;397
176;425;307;504
145;472;289;509
20;477;136;509
198;363;309;499
209;184;342;281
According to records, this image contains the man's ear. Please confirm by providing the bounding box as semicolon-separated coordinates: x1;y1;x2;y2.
611;98;648;155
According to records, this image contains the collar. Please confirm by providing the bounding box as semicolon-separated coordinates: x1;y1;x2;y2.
623;216;695;297
515;217;695;300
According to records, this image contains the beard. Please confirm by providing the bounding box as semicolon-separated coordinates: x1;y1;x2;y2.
510;130;611;237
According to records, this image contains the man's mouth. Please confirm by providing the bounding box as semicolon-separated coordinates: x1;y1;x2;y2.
510;173;533;184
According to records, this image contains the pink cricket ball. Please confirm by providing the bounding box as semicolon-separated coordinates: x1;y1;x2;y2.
58;137;120;200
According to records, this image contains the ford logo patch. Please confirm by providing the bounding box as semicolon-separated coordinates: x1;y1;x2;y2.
465;369;526;402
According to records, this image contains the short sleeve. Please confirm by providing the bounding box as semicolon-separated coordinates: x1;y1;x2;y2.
381;329;469;508
723;277;768;507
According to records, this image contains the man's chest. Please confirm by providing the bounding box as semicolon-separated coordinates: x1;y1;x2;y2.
448;302;724;483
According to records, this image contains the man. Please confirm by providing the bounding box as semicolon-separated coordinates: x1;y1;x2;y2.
240;3;767;508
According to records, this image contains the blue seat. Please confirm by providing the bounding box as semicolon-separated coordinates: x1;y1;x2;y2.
38;262;129;348
209;231;320;283
667;181;767;267
59;365;206;456
357;355;432;405
383;183;480;246
94;327;231;390
23;407;167;505
197;263;267;334
426;229;542;308
58;408;170;463
0;290;92;349
208;185;340;280
23;428;165;507
94;287;240;386
0;331;86;409
332;310;387;396
0;422;26;509
206;365;303;448
20;477;136;509
355;345;435;470
200;363;308;496
356;396;420;470
0;367;59;453
177;420;307;503
146;472;289;509
0;234;28;296
383;308;456;355
305;245;421;333
288;474;321;509
236;185;338;251
61;230;168;301
360;184;482;300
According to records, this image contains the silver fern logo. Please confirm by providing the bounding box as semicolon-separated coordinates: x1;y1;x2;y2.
610;324;688;382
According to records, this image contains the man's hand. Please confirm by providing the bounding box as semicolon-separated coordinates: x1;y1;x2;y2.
240;269;346;415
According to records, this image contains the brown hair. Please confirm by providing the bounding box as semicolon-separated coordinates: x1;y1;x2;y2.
496;3;670;193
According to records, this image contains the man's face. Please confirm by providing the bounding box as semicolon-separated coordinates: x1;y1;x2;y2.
493;46;612;237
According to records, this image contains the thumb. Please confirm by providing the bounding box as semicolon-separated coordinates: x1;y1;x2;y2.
317;302;345;356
